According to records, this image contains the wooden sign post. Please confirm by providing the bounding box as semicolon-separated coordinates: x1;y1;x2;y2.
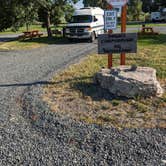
106;0;128;68
108;5;113;68
121;4;127;65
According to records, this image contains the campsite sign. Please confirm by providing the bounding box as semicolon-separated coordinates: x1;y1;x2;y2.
98;33;137;54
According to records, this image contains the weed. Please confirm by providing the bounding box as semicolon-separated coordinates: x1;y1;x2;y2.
112;100;121;106
127;111;136;118
97;114;117;124
132;102;150;113
100;101;110;110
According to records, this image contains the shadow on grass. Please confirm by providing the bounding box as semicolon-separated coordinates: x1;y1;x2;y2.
71;81;127;102
138;34;166;45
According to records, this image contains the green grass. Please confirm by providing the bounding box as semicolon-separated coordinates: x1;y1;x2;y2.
0;24;45;35
0;40;45;50
43;34;166;129
125;23;166;28
1;23;165;35
138;34;166;45
116;23;166;28
0;35;66;51
0;24;64;35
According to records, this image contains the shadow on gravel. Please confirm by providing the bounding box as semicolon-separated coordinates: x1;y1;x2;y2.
0;77;92;87
20;36;95;45
0;37;18;42
0;81;57;87
0;77;126;101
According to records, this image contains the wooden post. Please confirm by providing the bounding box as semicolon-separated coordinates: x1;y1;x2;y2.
108;5;113;69
120;4;127;65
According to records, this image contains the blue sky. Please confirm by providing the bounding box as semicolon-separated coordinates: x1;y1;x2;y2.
74;0;84;9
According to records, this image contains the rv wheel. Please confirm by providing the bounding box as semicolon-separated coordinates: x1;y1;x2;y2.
90;32;95;42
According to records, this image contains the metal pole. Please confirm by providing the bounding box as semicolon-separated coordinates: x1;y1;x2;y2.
108;5;113;68
120;4;127;65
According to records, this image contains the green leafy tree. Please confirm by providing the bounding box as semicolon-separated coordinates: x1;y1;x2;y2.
128;0;143;21
0;0;38;32
83;0;107;9
37;0;78;37
14;0;38;31
142;0;152;13
0;0;17;31
151;0;166;11
142;0;166;13
0;0;77;37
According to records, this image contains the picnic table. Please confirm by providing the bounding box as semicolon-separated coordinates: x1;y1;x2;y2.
138;24;159;35
19;30;43;39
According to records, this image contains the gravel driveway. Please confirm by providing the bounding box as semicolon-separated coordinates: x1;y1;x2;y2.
0;39;165;165
0;34;21;43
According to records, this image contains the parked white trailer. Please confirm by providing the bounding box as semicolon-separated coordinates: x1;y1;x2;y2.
151;8;166;22
65;7;104;42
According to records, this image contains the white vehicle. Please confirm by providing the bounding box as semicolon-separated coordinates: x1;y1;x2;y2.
65;7;104;42
151;9;166;22
151;12;162;22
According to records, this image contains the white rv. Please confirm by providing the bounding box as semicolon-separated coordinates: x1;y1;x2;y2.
151;8;166;22
65;7;104;42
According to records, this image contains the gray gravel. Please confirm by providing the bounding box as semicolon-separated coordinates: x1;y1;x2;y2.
0;39;165;165
0;34;21;43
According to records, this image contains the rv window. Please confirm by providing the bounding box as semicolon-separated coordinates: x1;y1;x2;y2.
70;15;92;23
94;17;98;22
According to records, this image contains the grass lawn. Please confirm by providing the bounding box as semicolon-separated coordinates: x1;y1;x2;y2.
0;23;165;35
125;23;166;28
0;35;65;51
0;40;45;50
43;34;166;129
0;25;46;35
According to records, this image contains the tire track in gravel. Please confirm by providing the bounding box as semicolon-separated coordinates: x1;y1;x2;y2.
0;41;98;165
0;41;97;124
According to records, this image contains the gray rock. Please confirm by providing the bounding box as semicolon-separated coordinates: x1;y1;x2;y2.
94;66;164;98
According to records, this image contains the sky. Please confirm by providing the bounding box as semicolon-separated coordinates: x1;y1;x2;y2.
74;0;84;9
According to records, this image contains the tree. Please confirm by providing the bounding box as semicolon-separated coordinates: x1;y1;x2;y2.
83;0;107;9
151;0;166;11
13;0;38;31
142;0;152;13
142;0;166;13
0;0;38;32
37;0;78;38
128;0;143;21
0;0;17;31
0;0;77;37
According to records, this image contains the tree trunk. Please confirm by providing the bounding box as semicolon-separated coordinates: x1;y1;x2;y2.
26;22;29;32
46;11;52;38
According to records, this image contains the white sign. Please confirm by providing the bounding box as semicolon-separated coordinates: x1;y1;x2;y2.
104;10;117;30
106;0;128;6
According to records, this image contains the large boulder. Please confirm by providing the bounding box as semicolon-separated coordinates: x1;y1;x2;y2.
94;66;163;98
